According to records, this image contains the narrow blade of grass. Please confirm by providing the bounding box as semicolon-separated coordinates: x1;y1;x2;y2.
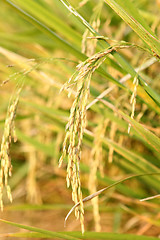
0;219;159;240
0;219;80;240
101;99;160;153
104;0;160;57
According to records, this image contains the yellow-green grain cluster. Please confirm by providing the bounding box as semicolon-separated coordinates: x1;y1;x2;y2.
82;0;103;56
59;47;114;232
59;68;91;233
0;91;20;210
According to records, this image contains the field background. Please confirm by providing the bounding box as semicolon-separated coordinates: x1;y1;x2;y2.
0;0;160;239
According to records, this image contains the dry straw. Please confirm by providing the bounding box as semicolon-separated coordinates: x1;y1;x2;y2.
25;121;42;205
88;118;109;231
128;74;139;133
108;121;117;163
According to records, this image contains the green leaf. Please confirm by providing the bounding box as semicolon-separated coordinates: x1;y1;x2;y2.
104;0;160;57
0;219;80;240
101;99;160;154
16;129;55;157
120;111;160;154
10;0;82;47
58;0;160;107
0;219;159;240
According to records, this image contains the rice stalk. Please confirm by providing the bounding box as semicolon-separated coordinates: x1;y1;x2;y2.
128;74;139;133
108;121;117;163
25;121;42;204
59;46;120;232
26;146;42;204
0;47;48;210
59;44;146;231
0;82;23;211
88;117;109;231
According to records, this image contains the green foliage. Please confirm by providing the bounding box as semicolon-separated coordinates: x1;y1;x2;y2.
0;218;159;239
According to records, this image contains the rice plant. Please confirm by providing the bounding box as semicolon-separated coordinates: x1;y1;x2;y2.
0;0;160;239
